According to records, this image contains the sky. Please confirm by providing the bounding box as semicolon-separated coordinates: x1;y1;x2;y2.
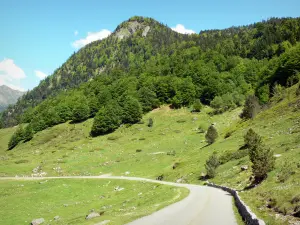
0;0;299;91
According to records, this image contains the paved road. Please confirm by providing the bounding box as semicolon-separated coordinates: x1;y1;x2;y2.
0;175;237;225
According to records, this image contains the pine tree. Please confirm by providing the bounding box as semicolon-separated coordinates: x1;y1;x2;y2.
240;95;260;119
205;125;218;145
205;152;219;178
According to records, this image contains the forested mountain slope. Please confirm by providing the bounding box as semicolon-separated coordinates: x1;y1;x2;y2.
1;16;300;131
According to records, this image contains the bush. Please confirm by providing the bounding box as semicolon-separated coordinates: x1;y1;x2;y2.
192;99;203;112
147;118;153;127
205;152;219;178
23;124;34;142
240;95;260;119
72;103;90;123
205;125;218;144
122;96;143;124
8;125;24;150
244;128;262;149
296;83;300;96
277;161;295;183
90;101;122;137
246;129;275;180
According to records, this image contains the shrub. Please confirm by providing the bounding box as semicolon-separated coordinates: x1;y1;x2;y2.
272;83;285;101
205;152;219;178
244;128;262;149
192;99;203;112
8;125;24;150
277;161;295;183
23;124;34;142
205;125;218;144
122;96;143;124
296;83;300;96
147;118;153;127
246;129;275;180
90;101;122;137
240;95;260;119
72;103;90;123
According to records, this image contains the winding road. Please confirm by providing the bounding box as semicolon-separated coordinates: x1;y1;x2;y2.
0;175;237;225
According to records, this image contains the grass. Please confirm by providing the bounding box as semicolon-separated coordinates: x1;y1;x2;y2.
0;179;188;225
0;84;299;224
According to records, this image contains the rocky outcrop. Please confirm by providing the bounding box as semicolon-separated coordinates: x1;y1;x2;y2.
206;182;266;225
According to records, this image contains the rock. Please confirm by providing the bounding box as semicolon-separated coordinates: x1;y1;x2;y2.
274;154;282;158
114;186;124;191
63;204;68;207
31;218;45;225
156;174;164;181
54;216;60;221
125;171;130;175
86;212;100;220
32;166;41;173
241;165;248;171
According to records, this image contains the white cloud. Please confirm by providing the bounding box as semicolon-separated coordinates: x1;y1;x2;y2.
35;70;48;80
171;24;196;34
72;29;111;49
0;58;26;91
74;30;78;36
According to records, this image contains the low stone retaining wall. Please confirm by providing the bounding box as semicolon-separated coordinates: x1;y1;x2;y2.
206;182;265;225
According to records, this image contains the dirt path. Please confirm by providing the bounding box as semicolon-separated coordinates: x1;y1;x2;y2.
0;175;237;225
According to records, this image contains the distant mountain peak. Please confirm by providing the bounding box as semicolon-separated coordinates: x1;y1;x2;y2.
0;85;24;112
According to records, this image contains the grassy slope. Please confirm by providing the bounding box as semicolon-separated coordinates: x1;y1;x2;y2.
0;85;299;224
0;179;188;225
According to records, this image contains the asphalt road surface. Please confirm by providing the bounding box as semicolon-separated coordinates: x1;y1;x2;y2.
0;175;237;225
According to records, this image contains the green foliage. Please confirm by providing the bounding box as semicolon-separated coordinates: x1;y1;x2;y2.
147;118;153;127
205;125;218;144
192;99;203;112
245;129;275;180
257;84;270;104
272;83;285;101
138;87;159;112
296;83;300;96
91;101;123;136
8;126;24;150
205;152;220;178
277;161;296;183
72;101;90;123
240;95;260;119
244;128;262;149
121;96;143;124
23;124;34;142
250;144;275;180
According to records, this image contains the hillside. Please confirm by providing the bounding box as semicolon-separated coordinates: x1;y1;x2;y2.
0;85;24;112
1;16;300;127
0;83;299;224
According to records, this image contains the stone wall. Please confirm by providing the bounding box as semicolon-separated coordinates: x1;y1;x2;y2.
206;182;266;225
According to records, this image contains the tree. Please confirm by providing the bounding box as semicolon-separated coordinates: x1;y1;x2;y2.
147;118;153;127
205;125;218;144
244;128;262;149
250;144;275;180
8;125;24;150
72;102;90;123
240;95;260;119
90;101;122;136
138;87;159;112
122;96;143;124
296;83;300;96
192;99;203;112
245;129;275;181
23;124;34;142
205;152;219;178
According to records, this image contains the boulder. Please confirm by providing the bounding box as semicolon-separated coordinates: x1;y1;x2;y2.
31;218;45;225
54;216;60;221
94;220;111;225
241;165;248;171
86;212;100;220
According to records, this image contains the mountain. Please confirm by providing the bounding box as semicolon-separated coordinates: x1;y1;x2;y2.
0;85;24;112
1;16;300;128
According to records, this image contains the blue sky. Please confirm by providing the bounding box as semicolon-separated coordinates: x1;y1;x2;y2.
0;0;299;91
